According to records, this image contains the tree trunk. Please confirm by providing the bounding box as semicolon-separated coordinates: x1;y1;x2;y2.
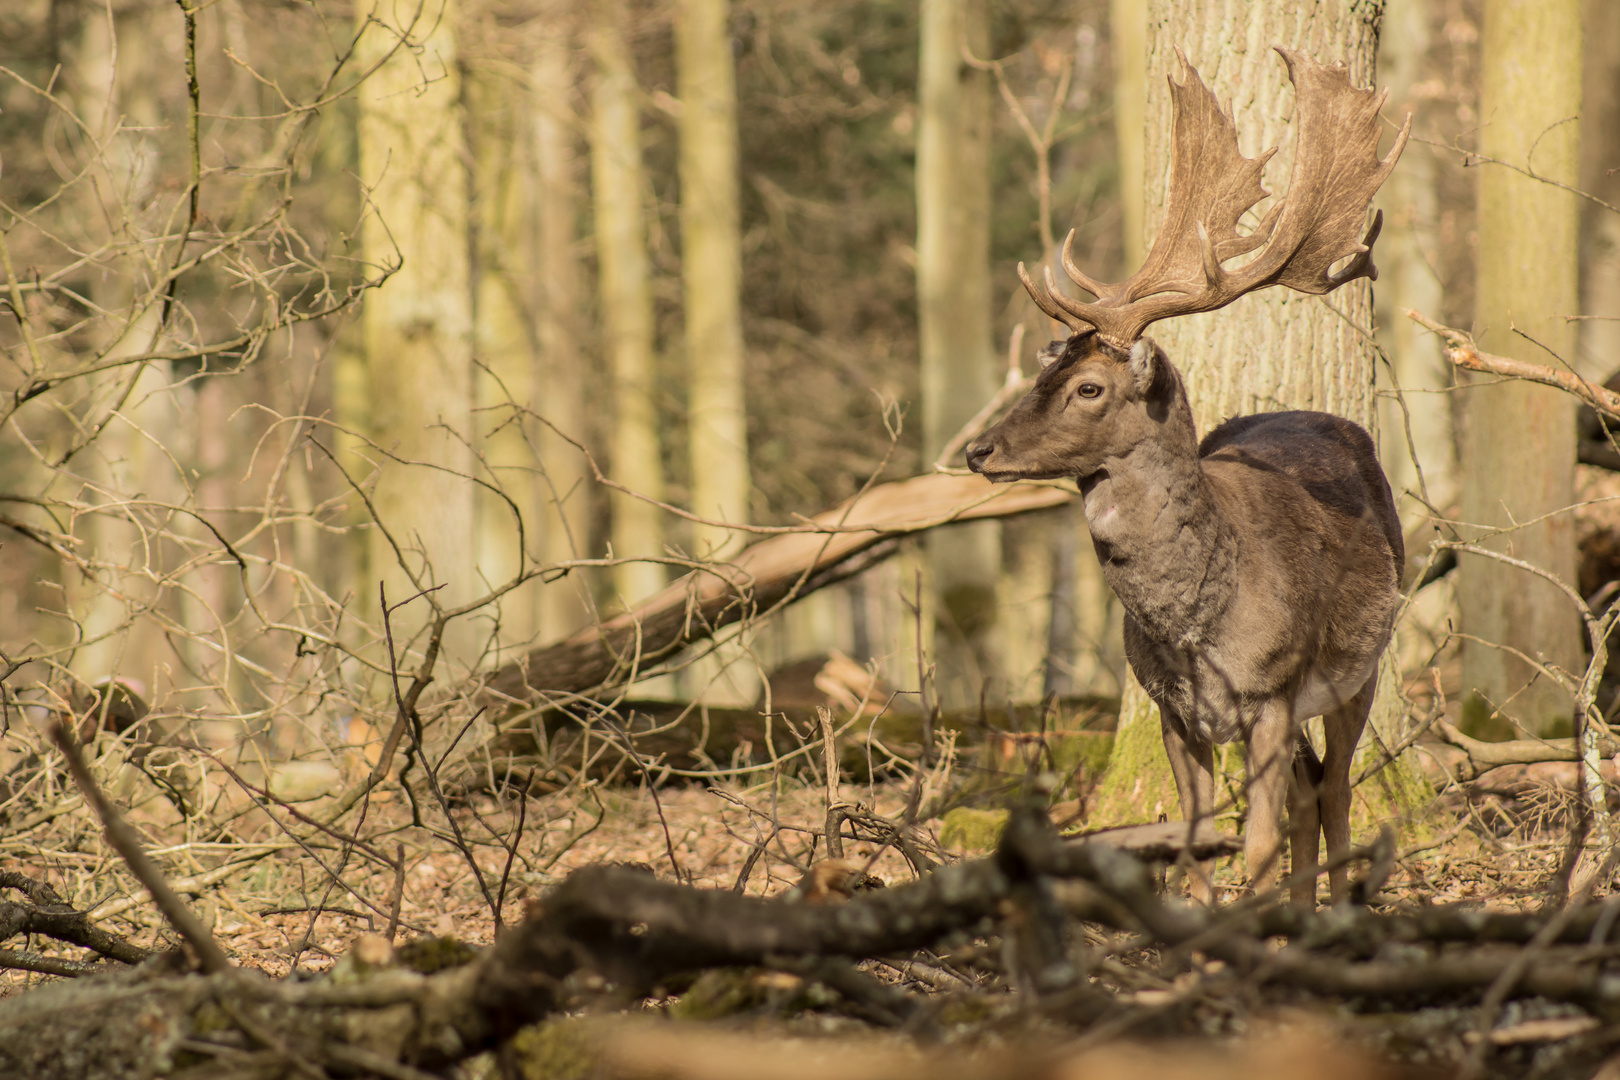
918;0;1002;708
588;3;668;612
354;0;477;646
467;10;543;647
1457;0;1582;739
1375;0;1456;531
675;0;758;706
1090;2;1435;834
531;6;595;643
1578;0;1620;385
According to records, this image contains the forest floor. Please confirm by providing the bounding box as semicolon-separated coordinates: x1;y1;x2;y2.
1;714;1614;1080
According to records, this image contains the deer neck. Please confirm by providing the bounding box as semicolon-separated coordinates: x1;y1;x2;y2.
1078;407;1235;646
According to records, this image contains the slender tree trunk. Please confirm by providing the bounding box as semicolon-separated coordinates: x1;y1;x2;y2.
1109;0;1147;273
467;12;543;647
1578;0;1620;384
1090;1;1434;833
1376;0;1455;530
676;0;749;559
1457;0;1582;739
918;0;1002;708
62;7;171;691
354;0;477;649
588;3;667;611
675;0;757;705
532;6;594;642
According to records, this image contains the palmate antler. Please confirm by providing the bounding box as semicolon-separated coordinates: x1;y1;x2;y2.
1022;47;1412;346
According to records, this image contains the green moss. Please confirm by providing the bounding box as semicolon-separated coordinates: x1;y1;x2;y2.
505;1017;600;1080
394;935;479;974
1087;685;1181;827
669;969;834;1020
937;807;1008;853
1048;730;1114;783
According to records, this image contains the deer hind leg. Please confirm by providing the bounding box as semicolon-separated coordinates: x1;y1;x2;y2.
1160;709;1215;903
1320;678;1374;904
1244;698;1296;896
1289;737;1325;907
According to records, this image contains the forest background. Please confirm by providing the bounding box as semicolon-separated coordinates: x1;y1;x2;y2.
1;0;1619;859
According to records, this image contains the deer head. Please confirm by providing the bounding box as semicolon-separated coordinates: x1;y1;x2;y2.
966;47;1409;482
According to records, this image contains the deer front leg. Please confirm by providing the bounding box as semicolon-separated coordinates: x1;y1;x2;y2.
1320;677;1374;903
1245;698;1296;896
1160;710;1215;903
1289;738;1325;907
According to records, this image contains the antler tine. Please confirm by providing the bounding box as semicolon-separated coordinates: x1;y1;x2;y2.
1016;261;1089;331
1025;49;1408;346
1058;229;1116;302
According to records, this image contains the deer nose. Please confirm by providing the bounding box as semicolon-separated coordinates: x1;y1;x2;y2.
965;441;993;473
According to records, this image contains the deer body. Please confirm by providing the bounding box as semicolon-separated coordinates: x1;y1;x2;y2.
965;49;1411;903
969;335;1401;902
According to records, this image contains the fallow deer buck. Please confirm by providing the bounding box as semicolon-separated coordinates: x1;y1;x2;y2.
966;48;1410;905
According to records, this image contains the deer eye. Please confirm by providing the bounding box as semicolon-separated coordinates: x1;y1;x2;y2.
1076;382;1103;400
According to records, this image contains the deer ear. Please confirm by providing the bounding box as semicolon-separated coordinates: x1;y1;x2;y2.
1036;341;1066;369
1128;338;1163;395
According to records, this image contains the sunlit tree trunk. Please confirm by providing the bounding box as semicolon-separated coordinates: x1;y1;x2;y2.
918;0;1002;708
466;11;543;648
62;7;174;692
1376;0;1455;530
1457;0;1582;739
676;0;749;560
675;0;758;705
1578;0;1620;384
354;0;477;653
588;3;667;614
532;6;594;642
1090;1;1433;832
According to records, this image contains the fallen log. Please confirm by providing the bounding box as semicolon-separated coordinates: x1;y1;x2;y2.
480;473;1074;702
10;806;1620;1079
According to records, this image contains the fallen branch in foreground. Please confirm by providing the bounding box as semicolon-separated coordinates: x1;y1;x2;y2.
1432;718;1619;783
9;804;1620;1078
480;473;1073;702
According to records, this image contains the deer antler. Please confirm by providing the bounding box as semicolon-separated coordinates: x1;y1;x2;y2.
1021;47;1411;345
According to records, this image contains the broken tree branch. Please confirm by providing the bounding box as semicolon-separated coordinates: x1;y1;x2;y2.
480;473;1073;702
1406;308;1620;422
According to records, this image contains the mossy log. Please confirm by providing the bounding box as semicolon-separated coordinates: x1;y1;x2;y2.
474;694;1117;788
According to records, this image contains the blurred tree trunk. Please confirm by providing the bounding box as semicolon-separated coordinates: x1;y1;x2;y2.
676;0;750;560
532;6;594;642
1089;1;1434;833
1457;0;1582;739
354;0;477;649
62;7;172;690
467;11;543;647
1578;0;1620;384
1375;0;1455;531
675;0;757;705
918;0;1002;708
588;2;667;612
1109;0;1146;273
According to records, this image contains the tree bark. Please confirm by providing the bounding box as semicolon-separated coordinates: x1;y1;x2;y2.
1375;0;1456;531
588;2;668;610
918;0;1002;707
467;7;544;646
676;0;758;706
1089;2;1435;833
354;0;477;645
1578;0;1620;385
532;5;595;642
1457;0;1582;739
